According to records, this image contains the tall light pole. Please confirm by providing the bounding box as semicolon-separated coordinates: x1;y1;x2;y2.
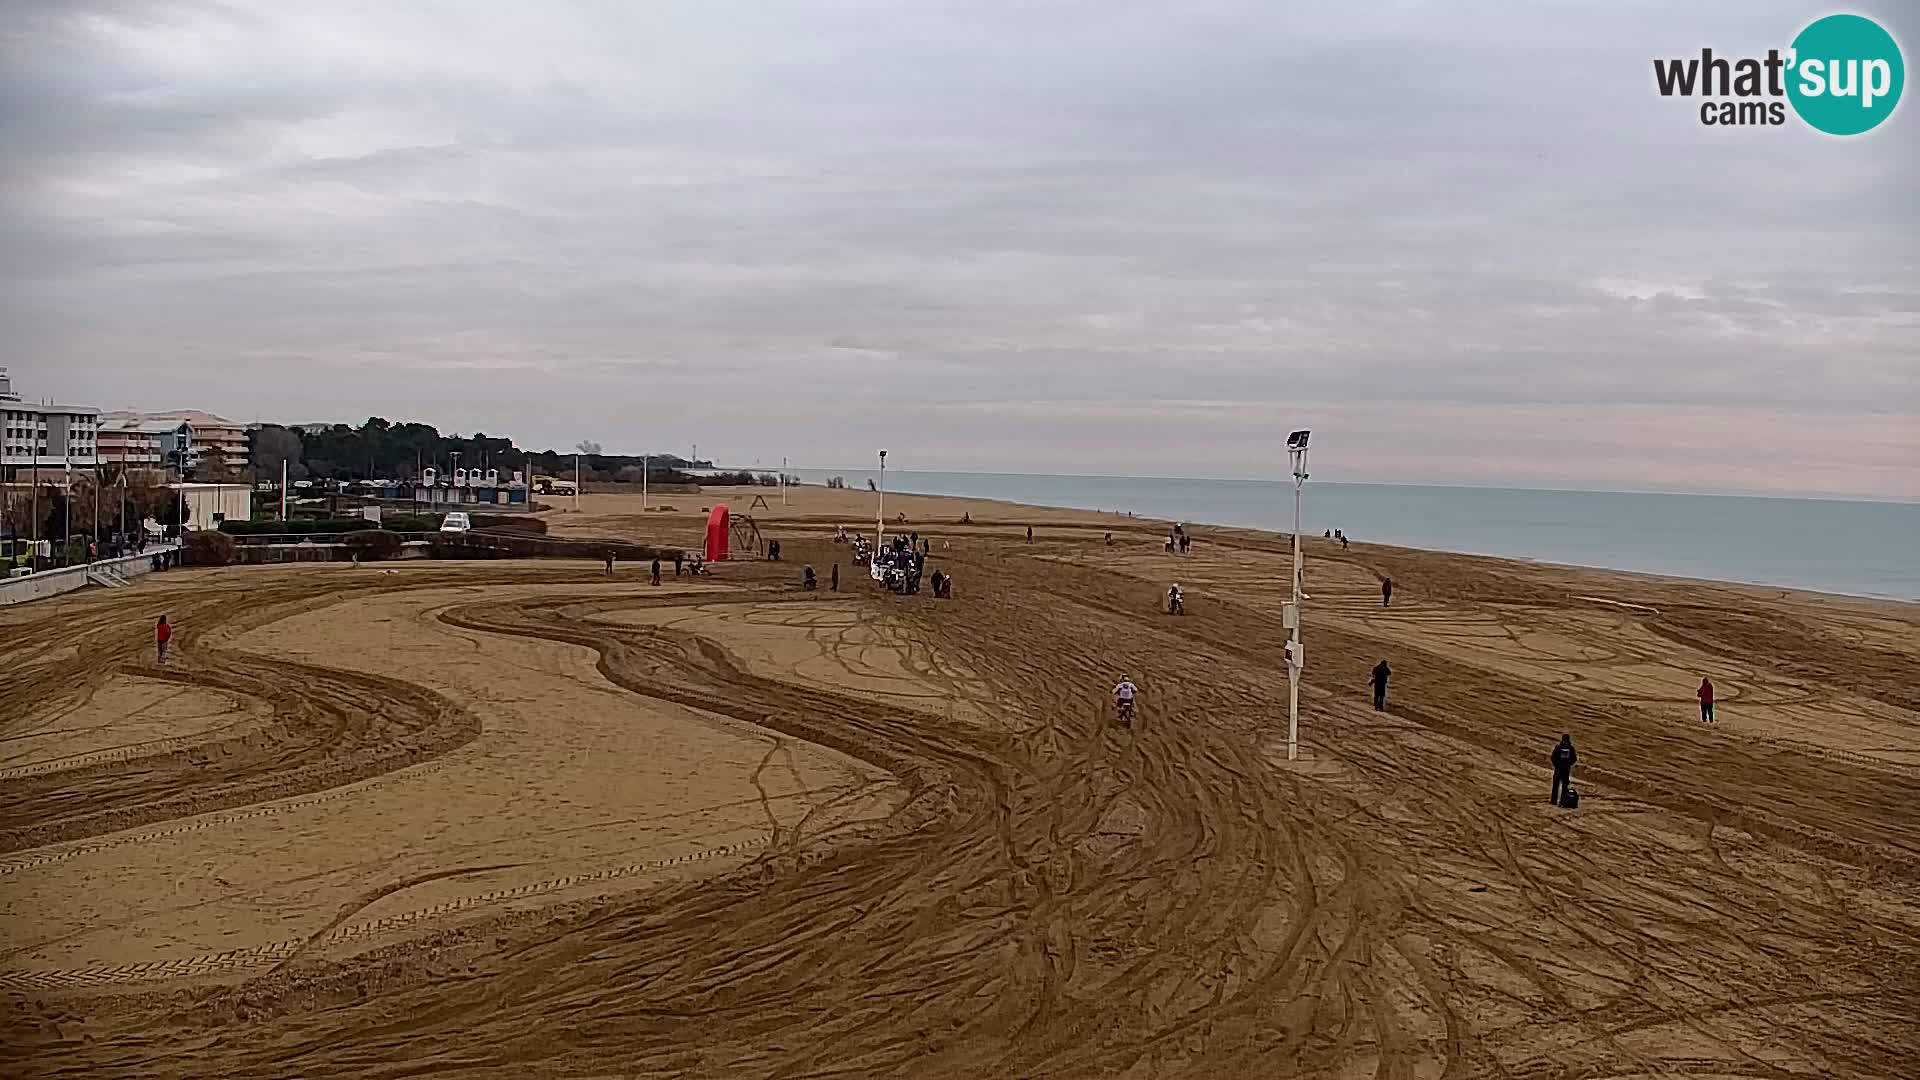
877;449;887;549
1284;429;1311;762
780;456;787;507
641;455;648;512
573;453;581;512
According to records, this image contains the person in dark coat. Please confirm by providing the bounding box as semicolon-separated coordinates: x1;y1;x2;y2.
1697;677;1715;723
650;557;661;585
831;563;839;592
1370;659;1391;711
1026;525;1034;543
803;565;816;590
1382;577;1394;607
674;551;683;576
1551;735;1578;806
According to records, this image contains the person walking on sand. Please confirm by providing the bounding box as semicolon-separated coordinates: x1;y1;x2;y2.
155;615;172;664
1550;735;1578;806
1382;576;1394;607
674;551;683;577
831;563;839;592
1026;525;1034;544
650;557;661;586
1697;677;1715;724
604;551;615;577
1370;659;1391;711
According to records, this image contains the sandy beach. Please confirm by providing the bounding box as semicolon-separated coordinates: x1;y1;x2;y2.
2;483;1915;1078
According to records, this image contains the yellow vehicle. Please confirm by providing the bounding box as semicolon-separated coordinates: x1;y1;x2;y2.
1;539;33;570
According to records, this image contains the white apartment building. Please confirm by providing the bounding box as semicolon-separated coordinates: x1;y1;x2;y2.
0;367;99;477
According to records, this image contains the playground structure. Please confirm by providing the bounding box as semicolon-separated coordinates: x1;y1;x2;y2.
703;506;767;562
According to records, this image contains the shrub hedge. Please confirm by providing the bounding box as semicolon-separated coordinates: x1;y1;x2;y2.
342;530;405;560
182;529;238;566
220;515;444;535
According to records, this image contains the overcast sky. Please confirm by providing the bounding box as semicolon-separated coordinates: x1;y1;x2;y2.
3;1;1915;497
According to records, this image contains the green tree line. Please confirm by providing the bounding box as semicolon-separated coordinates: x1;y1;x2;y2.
259;419;710;483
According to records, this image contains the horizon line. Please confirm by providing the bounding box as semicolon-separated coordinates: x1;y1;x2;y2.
708;465;1919;507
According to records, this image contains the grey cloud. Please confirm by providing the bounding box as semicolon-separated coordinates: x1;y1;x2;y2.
2;0;1915;494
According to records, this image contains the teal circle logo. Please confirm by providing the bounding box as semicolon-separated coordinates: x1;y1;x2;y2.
1787;14;1904;135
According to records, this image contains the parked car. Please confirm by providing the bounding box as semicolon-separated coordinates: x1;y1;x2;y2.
439;512;472;533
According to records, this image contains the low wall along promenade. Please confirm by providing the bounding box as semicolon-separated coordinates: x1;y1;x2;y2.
0;547;180;607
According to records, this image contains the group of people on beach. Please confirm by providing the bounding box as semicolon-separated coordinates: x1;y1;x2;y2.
603;550;704;583
830;529;949;599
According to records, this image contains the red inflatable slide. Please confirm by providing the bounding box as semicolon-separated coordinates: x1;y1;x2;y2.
704;504;730;562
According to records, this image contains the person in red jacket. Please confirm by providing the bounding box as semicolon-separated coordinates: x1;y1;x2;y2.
155;615;172;664
1697;676;1714;723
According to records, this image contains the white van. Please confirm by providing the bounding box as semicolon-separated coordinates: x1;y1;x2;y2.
439;512;472;533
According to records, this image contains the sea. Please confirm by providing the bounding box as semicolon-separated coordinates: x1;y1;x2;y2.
784;469;1920;602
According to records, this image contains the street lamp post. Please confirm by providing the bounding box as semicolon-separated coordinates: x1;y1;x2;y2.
781;456;787;507
642;455;648;512
1284;429;1311;762
877;450;888;549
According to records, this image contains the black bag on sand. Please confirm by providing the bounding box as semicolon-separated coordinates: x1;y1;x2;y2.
1560;786;1580;810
